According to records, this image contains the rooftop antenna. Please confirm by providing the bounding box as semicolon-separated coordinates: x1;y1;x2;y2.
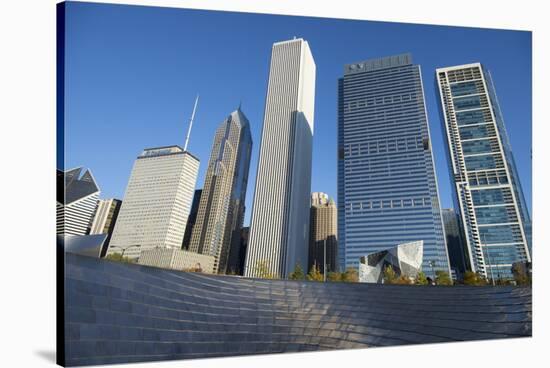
184;95;199;151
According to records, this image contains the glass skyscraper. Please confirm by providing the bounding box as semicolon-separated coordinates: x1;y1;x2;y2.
337;54;451;276
436;63;532;279
189;108;252;274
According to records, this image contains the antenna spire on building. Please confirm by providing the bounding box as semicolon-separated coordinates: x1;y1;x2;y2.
184;95;199;152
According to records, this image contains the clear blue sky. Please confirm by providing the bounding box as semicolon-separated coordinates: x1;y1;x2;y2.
63;1;532;226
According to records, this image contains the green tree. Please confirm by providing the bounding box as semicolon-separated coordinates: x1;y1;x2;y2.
415;271;428;285
463;271;486;286
512;263;531;285
341;267;359;283
382;265;397;284
435;270;452;285
254;260;275;279
289;263;305;280
307;264;324;282
104;253;135;264
395;275;412;285
327;271;342;282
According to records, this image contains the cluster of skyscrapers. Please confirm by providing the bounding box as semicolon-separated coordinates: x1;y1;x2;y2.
57;37;531;281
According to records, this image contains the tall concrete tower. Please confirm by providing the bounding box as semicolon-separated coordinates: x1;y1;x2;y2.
244;38;316;278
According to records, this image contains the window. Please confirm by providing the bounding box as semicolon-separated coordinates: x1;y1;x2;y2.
471;188;511;206
465;154;498;171
459;124;493;140
475;206;516;225
453;95;482;110
450;81;480;96
461;139;494;155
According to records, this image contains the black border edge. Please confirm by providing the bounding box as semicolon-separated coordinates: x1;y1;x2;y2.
56;2;66;366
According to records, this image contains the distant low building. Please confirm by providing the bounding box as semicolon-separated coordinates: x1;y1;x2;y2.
358;241;423;283
308;192;338;273
138;248;215;274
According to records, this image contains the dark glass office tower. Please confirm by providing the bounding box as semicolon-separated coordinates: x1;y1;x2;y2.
181;189;202;250
189;108;252;274
338;54;451;276
436;63;531;279
441;208;469;276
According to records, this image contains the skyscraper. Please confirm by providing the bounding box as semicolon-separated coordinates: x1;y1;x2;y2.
57;167;100;236
181;189;202;250
89;198;122;257
436;63;531;279
338;54;450;276
441;208;468;276
227;227;250;276
244;38;316;278
189;108;252;274
90;198;122;235
309;192;338;274
107;146;200;259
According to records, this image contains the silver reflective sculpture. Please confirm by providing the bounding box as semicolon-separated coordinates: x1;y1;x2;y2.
358;241;423;283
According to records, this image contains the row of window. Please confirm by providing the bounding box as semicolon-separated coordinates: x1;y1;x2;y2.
471;187;513;206
453;94;488;111
346;197;432;211
464;153;504;171
475;205;518;225
344;93;420;111
461;138;500;155
478;224;523;244
450;80;485;97
459;123;496;140
455;108;493;126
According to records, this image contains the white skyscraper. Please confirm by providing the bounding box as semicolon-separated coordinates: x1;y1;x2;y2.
436;63;531;279
244;38;316;278
107;97;201;260
107;146;200;259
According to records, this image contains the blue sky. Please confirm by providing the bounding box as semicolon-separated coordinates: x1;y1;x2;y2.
63;2;532;226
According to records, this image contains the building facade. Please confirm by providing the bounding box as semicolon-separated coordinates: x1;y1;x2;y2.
138;248;215;274
308;192;338;274
89;198;122;257
337;54;451;275
89;198;121;235
56;167;100;236
107;146;199;259
189;109;252;274
436;63;532;279
181;189;202;250
244;38;316;279
441;208;468;276
227;227;249;275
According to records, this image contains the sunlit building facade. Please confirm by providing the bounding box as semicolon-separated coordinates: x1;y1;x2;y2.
245;38;316;278
436;63;532;279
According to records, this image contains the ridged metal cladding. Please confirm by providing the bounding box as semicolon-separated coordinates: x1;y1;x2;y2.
64;253;532;366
